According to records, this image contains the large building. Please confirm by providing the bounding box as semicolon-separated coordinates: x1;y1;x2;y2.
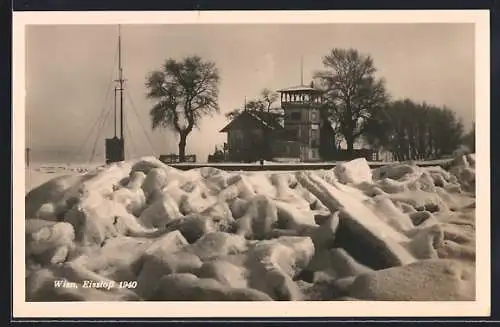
220;82;327;162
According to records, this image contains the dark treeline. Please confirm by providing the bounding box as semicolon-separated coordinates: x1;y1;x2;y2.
463;122;475;154
365;99;467;161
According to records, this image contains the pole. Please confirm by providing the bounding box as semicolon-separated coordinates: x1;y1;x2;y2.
118;25;124;141
300;55;304;86
26;147;30;167
113;86;117;137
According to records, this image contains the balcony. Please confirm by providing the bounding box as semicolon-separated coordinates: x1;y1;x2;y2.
281;95;323;106
278;86;324;107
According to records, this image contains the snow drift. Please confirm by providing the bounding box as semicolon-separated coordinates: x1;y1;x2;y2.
25;155;476;301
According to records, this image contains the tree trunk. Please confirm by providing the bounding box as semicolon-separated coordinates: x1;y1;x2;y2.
344;116;355;154
346;135;354;153
178;132;187;162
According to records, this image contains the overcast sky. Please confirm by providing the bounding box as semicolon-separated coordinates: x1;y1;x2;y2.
25;23;475;163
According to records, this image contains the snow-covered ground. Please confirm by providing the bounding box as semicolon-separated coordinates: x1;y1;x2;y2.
24;159;454;192
25;163;102;193
24;154;476;302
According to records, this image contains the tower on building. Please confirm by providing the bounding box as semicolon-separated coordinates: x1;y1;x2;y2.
277;83;323;161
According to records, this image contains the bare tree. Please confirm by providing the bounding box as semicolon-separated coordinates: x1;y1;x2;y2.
146;56;220;162
225;88;282;121
261;88;279;112
315;48;389;152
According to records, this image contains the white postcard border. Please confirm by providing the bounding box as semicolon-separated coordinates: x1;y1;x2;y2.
12;10;491;318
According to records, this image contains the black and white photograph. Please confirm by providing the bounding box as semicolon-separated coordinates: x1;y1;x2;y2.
13;10;490;318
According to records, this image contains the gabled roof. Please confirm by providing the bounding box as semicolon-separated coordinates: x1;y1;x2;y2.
219;110;284;133
248;111;284;130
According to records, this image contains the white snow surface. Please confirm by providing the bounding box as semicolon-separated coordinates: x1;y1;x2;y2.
24;155;476;301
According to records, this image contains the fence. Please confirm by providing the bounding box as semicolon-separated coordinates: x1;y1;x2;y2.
159;154;196;164
328;149;379;162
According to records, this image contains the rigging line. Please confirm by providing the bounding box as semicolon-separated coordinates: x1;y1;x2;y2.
87;106;112;164
67;83;113;165
124;114;138;158
124;90;158;155
124;90;157;155
67;44;119;165
71;47;119;165
124;109;140;160
87;94;115;163
88;104;114;164
88;105;114;164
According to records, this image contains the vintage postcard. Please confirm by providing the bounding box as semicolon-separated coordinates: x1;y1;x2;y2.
13;10;490;318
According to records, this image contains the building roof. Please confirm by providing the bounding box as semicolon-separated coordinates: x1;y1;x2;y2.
277;84;322;93
248;111;284;130
219;110;284;133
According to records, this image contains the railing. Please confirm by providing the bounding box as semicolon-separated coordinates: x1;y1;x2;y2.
281;99;323;105
159;154;196;163
168;159;454;171
328;149;379;162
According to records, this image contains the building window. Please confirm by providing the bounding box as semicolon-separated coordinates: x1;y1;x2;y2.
290;112;301;120
311;149;319;159
285;129;298;141
311;129;318;147
311;108;318;121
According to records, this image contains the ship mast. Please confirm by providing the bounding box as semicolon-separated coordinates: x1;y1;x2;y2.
106;24;126;164
117;25;125;141
113;86;117;137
